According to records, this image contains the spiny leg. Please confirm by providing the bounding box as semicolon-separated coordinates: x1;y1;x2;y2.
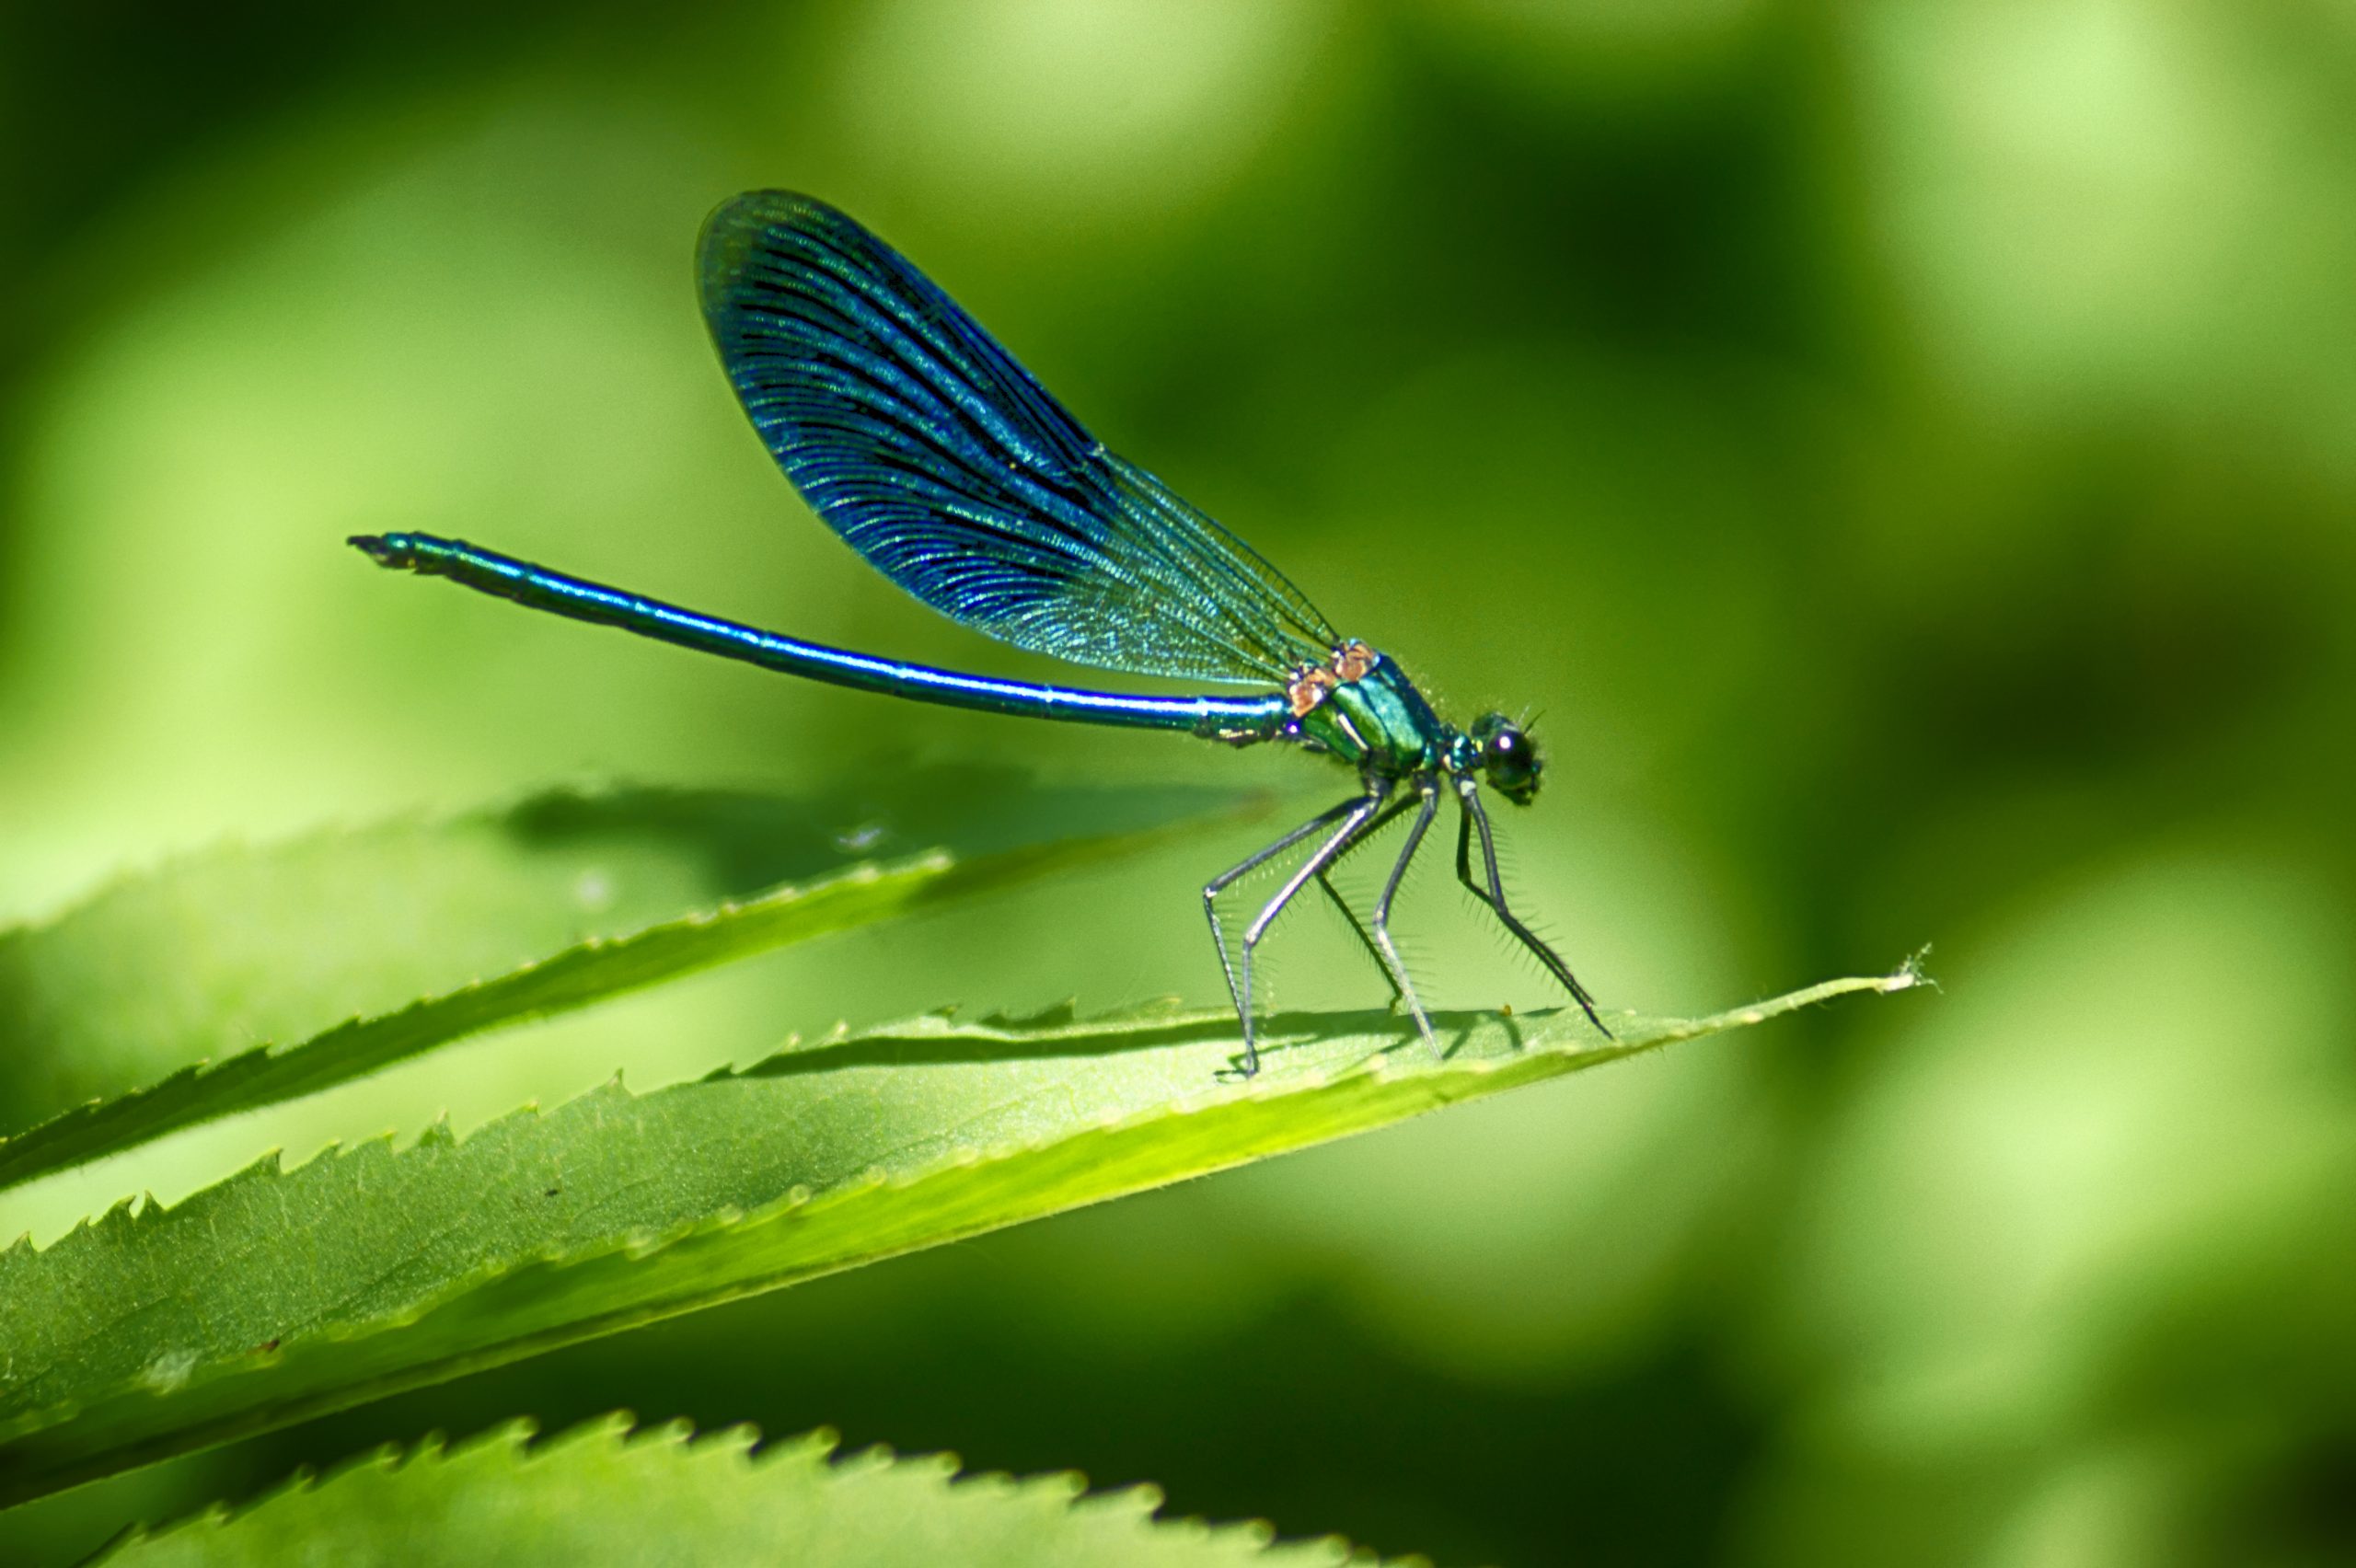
1315;875;1402;1008
1230;785;1392;1074
1454;779;1611;1036
1367;781;1441;1054
1204;790;1385;1073
1311;788;1429;1009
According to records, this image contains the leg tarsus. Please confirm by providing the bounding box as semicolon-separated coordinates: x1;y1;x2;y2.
1203;795;1369;1073
1230;787;1394;1073
1454;781;1611;1038
1369;785;1441;1054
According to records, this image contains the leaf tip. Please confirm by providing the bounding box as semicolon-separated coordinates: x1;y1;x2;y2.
1884;945;1937;994
910;1449;962;1482
1050;1470;1094;1503
777;1424;840;1464
642;1415;699;1448
837;1441;897;1478
1094;1479;1162;1515
702;1420;763;1458
496;1414;549;1447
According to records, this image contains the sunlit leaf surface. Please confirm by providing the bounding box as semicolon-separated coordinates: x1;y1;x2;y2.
0;773;1242;1190
0;967;1919;1505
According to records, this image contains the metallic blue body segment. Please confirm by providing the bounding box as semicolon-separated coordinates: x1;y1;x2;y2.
351;534;1290;740
698;191;1336;686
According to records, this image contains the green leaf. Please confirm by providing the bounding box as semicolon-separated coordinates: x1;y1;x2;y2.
0;772;1242;1191
90;1414;1387;1567
0;964;1921;1507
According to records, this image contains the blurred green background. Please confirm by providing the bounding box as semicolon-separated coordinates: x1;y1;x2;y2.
4;1;2353;1563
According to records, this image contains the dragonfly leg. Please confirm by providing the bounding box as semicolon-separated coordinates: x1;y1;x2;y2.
1454;778;1611;1036
1368;780;1441;1055
1308;785;1428;1009
1227;783;1394;1074
1314;874;1403;1009
1205;791;1380;1071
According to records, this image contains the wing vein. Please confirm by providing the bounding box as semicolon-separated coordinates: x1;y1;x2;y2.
698;191;1337;686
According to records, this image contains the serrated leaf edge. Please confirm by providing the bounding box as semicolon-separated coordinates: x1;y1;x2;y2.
1;968;1912;1477
92;1410;1392;1566
0;812;1212;1193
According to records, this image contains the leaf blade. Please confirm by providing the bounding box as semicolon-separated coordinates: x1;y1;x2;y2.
0;967;1920;1506
94;1414;1380;1566
0;775;1245;1191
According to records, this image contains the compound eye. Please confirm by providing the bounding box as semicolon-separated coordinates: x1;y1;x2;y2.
1472;712;1524;762
1472;714;1542;802
1486;726;1531;773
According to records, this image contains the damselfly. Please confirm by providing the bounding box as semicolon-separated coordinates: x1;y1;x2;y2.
353;192;1609;1073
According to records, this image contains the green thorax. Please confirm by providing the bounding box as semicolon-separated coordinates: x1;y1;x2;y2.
1288;645;1455;776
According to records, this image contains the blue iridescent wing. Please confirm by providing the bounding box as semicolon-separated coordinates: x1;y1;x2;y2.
697;191;1337;686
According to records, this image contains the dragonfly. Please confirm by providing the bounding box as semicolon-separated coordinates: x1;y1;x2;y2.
352;190;1609;1074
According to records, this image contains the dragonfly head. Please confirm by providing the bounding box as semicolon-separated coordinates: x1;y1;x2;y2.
1469;711;1542;804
